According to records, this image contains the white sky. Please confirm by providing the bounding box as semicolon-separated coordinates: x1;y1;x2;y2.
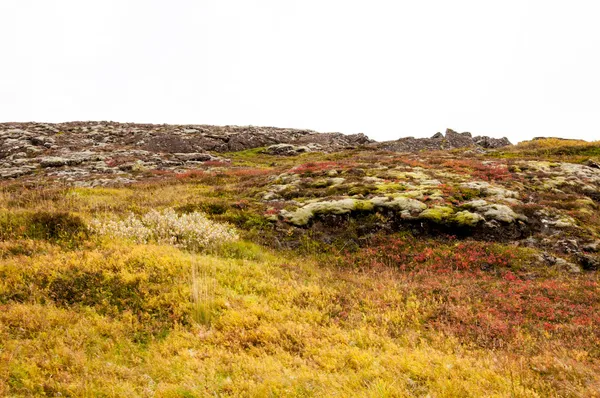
1;1;599;143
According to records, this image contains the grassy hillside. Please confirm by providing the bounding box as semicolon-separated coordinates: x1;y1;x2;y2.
1;144;599;396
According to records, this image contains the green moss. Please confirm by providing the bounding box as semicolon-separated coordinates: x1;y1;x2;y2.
452;210;484;226
375;183;406;193
418;206;455;223
310;179;332;188
353;200;375;212
348;185;377;196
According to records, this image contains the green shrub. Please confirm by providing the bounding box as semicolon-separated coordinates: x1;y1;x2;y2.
217;240;266;261
176;201;228;215
0;210;88;244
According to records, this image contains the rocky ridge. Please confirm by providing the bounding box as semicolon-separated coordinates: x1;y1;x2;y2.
1;122;510;185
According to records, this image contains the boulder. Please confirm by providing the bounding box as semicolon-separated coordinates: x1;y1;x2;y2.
263;144;312;156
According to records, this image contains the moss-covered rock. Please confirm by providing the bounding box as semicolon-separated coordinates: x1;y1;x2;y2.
459;181;518;199
482;204;525;223
452;210;485;226
462;200;526;223
419;206;455;223
370;196;427;213
375;182;406;193
281;198;374;226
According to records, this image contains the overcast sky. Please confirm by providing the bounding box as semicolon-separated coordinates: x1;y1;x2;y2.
1;1;599;143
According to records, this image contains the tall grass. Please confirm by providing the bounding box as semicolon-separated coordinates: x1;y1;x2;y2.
191;259;217;326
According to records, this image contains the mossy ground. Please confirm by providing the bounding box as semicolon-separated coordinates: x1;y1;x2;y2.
1;141;600;396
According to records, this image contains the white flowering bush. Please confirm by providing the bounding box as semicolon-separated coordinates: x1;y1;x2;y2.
91;208;239;251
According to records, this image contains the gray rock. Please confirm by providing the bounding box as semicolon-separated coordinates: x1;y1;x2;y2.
263;144;312;156
577;253;600;271
444;129;474;148
582;241;600;252
40;157;77;167
173;153;219;162
473;136;512;149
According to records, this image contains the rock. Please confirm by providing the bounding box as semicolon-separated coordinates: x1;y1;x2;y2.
444;129;474;148
585;159;600;169
173;153;220;162
453;210;485;226
371;196;428;213
462;200;527;223
346;168;366;176
281;198;373;226
263;144;312;156
459;181;518;199
554;239;579;254
577;253;600;271
0;167;34;178
379;129;510;153
345;133;372;145
40;157;77;167
555;257;582;273
30;136;54;146
0;121;376;184
419;206;455;223
582;241;600;252
544;216;577;229
473;136;512;149
281;195;431;226
539;253;581;273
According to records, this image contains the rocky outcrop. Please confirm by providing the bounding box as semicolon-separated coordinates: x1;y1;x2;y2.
0;122;512;184
378;128;512;152
0;121;374;184
0;121;373;158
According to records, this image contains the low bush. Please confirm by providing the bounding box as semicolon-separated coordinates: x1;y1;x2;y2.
0;244;194;339
91;208;238;251
0;210;88;244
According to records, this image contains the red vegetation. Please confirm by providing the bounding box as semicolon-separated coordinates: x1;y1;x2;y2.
175;170;207;179
343;235;600;349
442;159;513;181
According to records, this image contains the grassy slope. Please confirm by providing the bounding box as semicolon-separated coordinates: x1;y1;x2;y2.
1;140;600;397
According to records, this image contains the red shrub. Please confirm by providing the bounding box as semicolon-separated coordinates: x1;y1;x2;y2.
341;234;600;349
